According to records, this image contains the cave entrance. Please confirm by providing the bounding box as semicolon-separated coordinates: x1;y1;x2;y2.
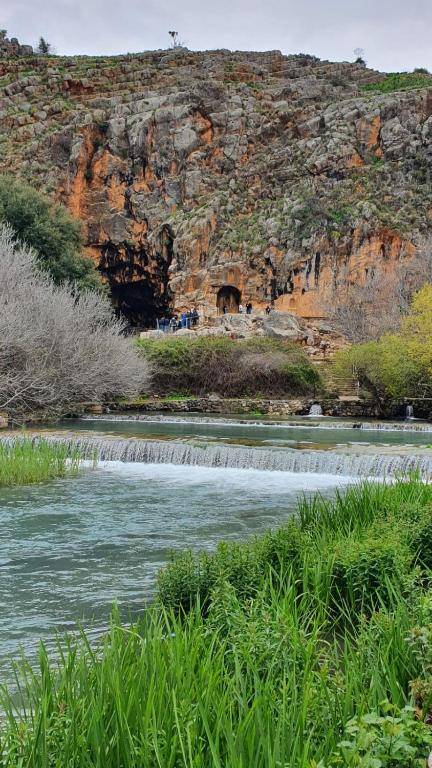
217;285;241;314
100;226;174;330
110;280;168;329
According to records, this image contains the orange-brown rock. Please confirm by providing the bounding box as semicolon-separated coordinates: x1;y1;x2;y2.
1;48;431;326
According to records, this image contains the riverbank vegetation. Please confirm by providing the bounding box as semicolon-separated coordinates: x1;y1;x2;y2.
0;438;82;486
138;336;321;397
2;479;432;765
0;226;149;421
335;284;432;401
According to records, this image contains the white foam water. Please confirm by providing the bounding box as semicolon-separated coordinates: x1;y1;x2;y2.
21;434;432;478
93;460;355;491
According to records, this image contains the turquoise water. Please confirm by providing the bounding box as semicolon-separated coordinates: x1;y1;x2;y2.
0;459;351;670
51;414;432;449
0;413;428;674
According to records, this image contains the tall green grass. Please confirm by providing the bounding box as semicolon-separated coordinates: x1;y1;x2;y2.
1;479;432;766
0;438;82;486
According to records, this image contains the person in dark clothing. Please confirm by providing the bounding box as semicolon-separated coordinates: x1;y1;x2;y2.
265;305;272;315
192;307;199;327
246;302;252;315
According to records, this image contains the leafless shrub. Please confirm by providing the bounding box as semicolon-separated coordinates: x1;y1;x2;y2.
329;238;432;343
0;226;149;420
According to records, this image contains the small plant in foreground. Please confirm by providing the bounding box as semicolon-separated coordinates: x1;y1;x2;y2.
329;703;432;767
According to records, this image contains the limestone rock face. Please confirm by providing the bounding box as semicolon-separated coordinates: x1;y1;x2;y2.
0;34;33;58
262;311;303;340
1;48;432;326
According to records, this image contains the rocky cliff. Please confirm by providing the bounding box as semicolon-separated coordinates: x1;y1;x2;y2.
1;48;432;326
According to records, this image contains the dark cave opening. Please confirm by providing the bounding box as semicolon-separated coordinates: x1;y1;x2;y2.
217;285;241;313
100;227;174;329
110;280;169;328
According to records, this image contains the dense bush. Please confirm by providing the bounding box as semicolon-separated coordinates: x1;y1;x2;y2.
0;226;149;419
0;175;100;291
331;703;432;767
138;336;321;397
330;530;409;613
158;480;431;616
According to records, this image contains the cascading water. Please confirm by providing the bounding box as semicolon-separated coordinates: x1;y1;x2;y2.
12;434;432;479
308;404;323;416
406;405;414;420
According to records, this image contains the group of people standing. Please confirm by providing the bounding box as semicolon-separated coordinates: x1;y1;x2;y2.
221;302;254;315
157;308;200;333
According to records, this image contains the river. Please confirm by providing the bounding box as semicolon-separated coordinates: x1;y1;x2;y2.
0;413;430;673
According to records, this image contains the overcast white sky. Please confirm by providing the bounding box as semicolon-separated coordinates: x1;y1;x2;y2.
3;0;431;73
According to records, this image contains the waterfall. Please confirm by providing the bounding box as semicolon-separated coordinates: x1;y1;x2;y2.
12;434;432;479
308;404;323;416
405;405;414;420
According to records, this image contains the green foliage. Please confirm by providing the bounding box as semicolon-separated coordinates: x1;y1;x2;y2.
0;438;82;486
335;285;432;401
158;480;430;616
0;175;100;291
330;530;409;613
361;72;432;93
330;703;432;767
137;336;321;397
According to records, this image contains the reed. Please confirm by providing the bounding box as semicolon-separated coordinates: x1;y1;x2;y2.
1;479;432;766
0;437;82;486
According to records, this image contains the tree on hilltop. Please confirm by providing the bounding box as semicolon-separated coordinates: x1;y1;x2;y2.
354;47;366;66
37;37;52;55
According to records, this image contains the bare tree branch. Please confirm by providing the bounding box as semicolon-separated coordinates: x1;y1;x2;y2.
0;225;150;420
328;237;432;342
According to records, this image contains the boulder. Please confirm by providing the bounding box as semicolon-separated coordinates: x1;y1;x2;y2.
217;314;254;337
262;311;304;341
139;330;165;339
174;327;195;337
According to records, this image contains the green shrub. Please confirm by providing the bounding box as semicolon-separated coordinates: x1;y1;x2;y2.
138;336;321;397
329;531;410;613
335;284;432;402
331;703;432;767
0;175;100;291
361;71;432;93
159;480;432;616
409;517;432;569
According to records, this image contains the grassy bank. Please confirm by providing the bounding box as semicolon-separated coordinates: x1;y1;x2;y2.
0;438;82;486
1;480;432;765
137;336;321;398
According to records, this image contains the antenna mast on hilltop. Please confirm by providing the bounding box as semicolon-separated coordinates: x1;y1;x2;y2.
168;31;181;48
